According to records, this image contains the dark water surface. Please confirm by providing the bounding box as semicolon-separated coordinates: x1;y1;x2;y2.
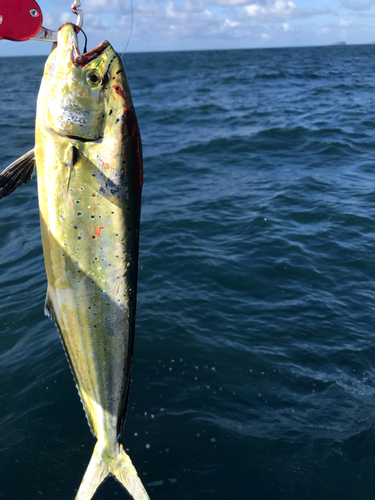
1;44;375;499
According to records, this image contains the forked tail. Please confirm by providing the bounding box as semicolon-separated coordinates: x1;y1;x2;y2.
75;442;150;500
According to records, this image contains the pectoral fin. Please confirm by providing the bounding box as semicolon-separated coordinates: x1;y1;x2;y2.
64;145;79;193
0;149;36;199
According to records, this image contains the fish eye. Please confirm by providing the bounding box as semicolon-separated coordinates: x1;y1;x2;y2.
86;70;102;87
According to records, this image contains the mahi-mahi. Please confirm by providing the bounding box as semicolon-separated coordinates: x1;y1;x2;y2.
0;23;149;500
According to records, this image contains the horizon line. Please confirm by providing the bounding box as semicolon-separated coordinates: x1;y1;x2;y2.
0;41;373;58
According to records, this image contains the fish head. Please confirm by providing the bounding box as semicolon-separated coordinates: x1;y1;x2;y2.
38;23;130;142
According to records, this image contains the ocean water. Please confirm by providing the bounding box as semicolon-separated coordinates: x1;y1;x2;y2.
1;44;375;499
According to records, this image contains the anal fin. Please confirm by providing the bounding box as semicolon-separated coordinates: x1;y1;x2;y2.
0;149;36;199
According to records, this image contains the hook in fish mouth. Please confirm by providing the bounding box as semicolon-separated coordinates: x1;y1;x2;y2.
59;23;110;68
49;128;101;142
74;41;110;68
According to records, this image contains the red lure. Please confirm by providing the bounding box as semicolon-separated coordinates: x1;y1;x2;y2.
0;0;42;41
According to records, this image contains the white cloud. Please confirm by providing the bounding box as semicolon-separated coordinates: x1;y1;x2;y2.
38;0;334;52
184;0;206;13
216;0;249;5
243;0;298;18
261;32;270;38
223;18;240;27
239;0;331;21
84;14;111;31
84;0;121;13
339;18;351;26
53;0;121;13
59;11;75;24
126;0;231;41
166;2;184;19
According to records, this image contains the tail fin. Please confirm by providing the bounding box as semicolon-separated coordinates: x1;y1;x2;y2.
75;442;150;500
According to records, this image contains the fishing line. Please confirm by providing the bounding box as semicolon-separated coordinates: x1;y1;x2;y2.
121;0;134;59
76;25;88;54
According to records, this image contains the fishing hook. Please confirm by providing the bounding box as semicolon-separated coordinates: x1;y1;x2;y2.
71;0;83;29
32;0;84;41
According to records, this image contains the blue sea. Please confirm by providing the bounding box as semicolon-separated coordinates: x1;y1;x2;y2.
1;44;375;499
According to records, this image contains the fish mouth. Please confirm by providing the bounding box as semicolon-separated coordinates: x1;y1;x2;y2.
59;23;110;68
74;40;110;68
49;128;100;143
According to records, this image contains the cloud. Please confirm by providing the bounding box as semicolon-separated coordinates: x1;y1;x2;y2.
184;0;206;13
27;0;370;55
124;0;230;40
56;11;110;31
239;0;331;21
43;0;332;49
341;0;374;11
84;0;122;13
53;0;122;13
4;0;375;57
223;18;239;26
216;0;248;5
243;0;300;19
215;0;331;21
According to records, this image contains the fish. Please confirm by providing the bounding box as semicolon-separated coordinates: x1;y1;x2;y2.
0;23;150;500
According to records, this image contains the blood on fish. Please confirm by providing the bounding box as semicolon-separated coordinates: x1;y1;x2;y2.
96;226;105;238
113;85;125;100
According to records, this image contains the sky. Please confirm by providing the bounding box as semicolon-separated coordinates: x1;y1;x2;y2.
2;0;375;56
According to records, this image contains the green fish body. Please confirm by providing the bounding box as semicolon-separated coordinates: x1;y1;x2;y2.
0;23;149;500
